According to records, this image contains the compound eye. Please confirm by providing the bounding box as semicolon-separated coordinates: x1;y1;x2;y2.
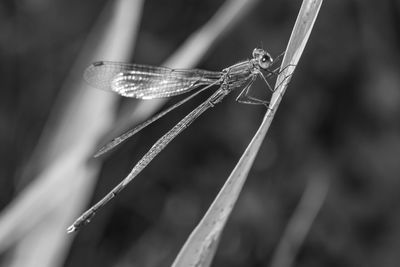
259;54;272;69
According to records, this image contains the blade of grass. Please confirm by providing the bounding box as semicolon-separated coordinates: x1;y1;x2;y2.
0;1;144;266
171;0;324;266
270;173;329;267
6;145;100;267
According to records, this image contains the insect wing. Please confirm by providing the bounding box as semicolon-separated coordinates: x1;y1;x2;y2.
84;61;221;99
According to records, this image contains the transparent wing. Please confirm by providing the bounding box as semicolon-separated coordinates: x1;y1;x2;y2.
84;61;222;99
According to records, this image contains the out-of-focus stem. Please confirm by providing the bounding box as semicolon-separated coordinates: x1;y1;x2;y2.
270;175;329;267
0;2;144;267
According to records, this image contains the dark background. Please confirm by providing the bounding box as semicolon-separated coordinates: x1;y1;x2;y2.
1;0;400;266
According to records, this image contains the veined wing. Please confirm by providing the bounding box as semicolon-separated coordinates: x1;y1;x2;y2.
94;79;221;157
84;61;222;99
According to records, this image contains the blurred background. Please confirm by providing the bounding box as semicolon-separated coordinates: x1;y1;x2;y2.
1;0;400;266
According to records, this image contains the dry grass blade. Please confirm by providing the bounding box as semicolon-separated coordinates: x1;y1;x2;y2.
171;0;323;266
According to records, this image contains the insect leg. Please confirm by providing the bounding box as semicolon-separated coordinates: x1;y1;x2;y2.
236;76;270;108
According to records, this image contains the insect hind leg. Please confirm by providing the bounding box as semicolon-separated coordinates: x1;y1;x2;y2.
236;76;270;108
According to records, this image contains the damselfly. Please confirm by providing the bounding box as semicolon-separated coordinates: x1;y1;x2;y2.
67;48;283;233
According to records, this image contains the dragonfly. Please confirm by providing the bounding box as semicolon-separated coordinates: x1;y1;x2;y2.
67;48;284;233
